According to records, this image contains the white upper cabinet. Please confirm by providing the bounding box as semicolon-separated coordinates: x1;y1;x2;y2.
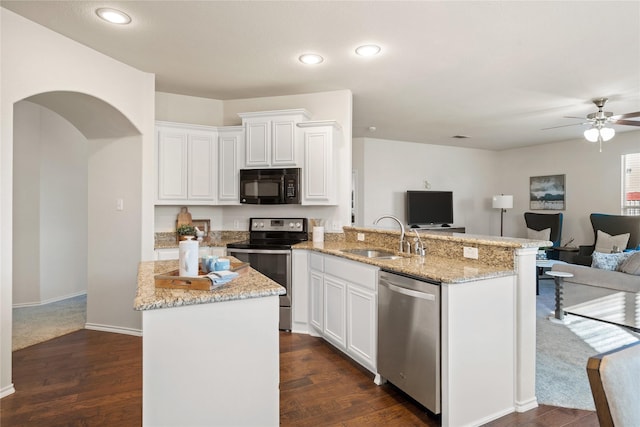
298;121;341;205
156;122;217;204
238;109;310;168
217;126;244;205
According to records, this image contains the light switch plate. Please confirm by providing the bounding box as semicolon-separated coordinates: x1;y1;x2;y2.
357;233;365;241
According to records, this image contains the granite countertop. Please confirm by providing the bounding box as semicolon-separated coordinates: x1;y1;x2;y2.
293;241;516;284
134;259;284;311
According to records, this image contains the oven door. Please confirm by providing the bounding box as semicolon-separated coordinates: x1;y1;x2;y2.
226;248;292;330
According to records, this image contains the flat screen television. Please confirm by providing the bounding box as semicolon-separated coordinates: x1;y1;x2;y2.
406;191;454;227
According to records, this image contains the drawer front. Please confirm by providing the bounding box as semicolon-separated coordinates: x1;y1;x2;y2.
310;252;324;272
324;255;378;291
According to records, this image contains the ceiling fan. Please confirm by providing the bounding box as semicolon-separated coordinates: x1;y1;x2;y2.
544;98;640;151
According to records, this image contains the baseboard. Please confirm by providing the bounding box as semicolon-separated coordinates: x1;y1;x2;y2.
0;383;16;399
12;291;87;308
85;323;142;337
515;397;539;412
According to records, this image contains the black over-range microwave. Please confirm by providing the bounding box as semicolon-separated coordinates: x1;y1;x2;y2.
239;168;301;204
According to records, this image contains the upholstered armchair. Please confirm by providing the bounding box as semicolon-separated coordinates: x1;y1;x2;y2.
524;212;563;259
574;213;640;266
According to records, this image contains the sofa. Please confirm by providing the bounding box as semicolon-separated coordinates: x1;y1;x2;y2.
551;251;640;330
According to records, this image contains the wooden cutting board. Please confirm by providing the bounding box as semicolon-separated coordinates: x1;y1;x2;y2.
176;206;192;229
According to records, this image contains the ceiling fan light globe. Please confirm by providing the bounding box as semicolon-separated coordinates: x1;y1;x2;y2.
584;128;599;142
600;127;615;141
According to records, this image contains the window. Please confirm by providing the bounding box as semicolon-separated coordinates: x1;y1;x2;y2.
622;153;640;215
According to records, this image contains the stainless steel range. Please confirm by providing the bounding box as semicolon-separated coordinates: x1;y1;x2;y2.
226;217;308;331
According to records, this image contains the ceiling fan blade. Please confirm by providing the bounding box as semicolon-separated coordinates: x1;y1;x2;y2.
563;115;589;120
612;119;640;127
541;122;586;130
611;111;640;120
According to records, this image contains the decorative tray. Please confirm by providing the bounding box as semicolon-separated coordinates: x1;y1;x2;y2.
154;261;249;291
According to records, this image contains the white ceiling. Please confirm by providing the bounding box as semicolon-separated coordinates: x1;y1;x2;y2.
3;0;640;150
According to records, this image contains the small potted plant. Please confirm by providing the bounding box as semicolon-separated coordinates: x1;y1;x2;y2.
176;224;196;241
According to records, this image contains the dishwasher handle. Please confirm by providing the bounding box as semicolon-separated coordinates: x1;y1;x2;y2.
379;279;436;301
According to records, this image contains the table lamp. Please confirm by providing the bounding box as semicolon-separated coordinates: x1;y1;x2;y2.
492;195;513;236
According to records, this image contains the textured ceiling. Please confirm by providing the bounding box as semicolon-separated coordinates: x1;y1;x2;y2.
3;0;640;150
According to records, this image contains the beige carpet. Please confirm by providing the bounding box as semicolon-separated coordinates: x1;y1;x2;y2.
12;294;87;351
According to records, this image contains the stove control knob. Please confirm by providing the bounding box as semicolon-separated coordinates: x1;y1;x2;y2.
295;222;301;228
258;222;264;228
289;222;294;228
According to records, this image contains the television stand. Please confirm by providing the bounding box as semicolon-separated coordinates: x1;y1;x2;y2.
415;225;466;233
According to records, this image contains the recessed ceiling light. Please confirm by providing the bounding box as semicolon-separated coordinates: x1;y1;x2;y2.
299;53;324;65
355;44;381;57
96;8;132;25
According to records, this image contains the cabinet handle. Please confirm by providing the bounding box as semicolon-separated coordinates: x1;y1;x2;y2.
379;280;436;301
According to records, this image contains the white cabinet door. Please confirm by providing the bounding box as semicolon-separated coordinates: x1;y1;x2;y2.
157;128;188;201
323;275;347;349
299;121;341;205
347;285;377;371
187;132;216;201
155;248;180;260
239;109;310;168
245;121;270;167
309;270;324;334
156;122;217;205
218;127;243;204
271;119;297;166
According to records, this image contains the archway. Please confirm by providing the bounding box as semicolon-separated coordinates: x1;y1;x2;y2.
11;91;142;353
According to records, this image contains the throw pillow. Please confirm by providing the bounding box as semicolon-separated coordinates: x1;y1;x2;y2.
591;251;633;271
527;227;551;241
619;251;640;275
594;230;630;254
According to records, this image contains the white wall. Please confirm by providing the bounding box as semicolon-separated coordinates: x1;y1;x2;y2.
153;90;353;233
357;137;499;235
497;130;640;246
1;9;155;397
13;101;88;306
155;92;224;126
87;136;142;333
12;101;42;305
356;130;640;246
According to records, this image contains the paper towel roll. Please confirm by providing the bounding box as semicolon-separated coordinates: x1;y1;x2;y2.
313;226;325;243
179;239;199;277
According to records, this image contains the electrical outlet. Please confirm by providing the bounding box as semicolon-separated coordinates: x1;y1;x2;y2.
332;221;340;231
463;246;479;259
357;233;365;241
233;220;240;229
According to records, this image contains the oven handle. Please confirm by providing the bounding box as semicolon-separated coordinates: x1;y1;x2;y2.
227;248;292;255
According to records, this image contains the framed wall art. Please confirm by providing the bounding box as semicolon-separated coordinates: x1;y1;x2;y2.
530;174;565;210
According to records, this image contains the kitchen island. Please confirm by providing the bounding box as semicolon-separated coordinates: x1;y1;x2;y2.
292;226;548;427
134;260;284;427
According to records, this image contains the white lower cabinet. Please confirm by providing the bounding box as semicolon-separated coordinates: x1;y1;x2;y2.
323;275;347;349
346;285;377;370
308;252;379;373
154;246;225;261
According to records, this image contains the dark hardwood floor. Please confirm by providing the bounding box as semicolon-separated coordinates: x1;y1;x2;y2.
1;330;598;426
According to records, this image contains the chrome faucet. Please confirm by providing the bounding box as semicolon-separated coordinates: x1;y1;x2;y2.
413;230;426;257
373;215;406;253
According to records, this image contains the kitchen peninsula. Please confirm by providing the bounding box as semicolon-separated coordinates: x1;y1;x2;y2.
134;260;284;427
292;226;548;427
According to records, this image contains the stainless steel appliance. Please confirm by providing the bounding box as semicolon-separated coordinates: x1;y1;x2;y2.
226;217;308;330
239;168;301;204
377;271;441;414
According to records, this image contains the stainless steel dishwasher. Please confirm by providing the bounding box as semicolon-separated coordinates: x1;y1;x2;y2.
378;270;441;414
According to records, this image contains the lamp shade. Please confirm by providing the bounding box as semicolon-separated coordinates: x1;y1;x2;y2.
600;127;615;141
584;127;599;142
492;195;513;209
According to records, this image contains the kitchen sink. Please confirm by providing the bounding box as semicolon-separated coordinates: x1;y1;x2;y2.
340;248;404;260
